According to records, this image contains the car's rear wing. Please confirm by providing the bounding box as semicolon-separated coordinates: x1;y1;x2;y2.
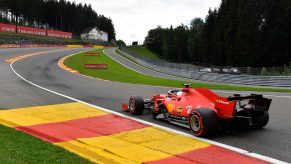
227;94;272;111
227;94;263;101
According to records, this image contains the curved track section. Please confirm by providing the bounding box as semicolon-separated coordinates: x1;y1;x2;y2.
0;47;75;109
3;48;291;162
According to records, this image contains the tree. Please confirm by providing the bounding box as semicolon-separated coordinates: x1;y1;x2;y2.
144;26;165;55
162;26;175;60
0;0;116;40
203;9;218;65
259;0;290;66
116;39;126;47
143;0;291;67
173;24;189;62
188;18;204;63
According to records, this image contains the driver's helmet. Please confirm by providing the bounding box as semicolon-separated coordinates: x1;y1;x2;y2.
177;91;183;96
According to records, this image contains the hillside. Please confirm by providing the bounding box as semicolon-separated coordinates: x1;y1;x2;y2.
128;46;160;60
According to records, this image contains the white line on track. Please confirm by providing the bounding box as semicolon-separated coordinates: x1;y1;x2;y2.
9;49;287;164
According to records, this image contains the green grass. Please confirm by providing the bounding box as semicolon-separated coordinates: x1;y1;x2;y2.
128;45;160;59
115;49;140;65
0;125;90;164
64;49;291;92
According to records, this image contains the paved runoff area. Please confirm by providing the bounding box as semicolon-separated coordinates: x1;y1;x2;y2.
0;102;268;164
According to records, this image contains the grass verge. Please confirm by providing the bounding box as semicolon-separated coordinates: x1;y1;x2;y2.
128;45;160;59
64;49;291;93
0;125;90;164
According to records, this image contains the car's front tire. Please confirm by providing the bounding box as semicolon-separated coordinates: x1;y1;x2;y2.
189;108;218;137
129;96;144;115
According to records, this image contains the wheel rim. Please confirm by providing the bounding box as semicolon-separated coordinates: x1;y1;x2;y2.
129;98;135;112
190;114;201;132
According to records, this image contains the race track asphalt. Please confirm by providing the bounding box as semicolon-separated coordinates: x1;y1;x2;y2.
1;47;291;162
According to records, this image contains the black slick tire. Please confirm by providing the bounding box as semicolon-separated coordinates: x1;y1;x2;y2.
189;108;218;137
128;96;144;115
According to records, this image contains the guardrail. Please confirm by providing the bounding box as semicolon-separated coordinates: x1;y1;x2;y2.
119;47;291;76
118;48;291;88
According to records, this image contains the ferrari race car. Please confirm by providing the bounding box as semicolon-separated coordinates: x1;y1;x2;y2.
122;84;272;137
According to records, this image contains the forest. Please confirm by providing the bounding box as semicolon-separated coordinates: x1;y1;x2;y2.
0;0;115;41
144;0;291;67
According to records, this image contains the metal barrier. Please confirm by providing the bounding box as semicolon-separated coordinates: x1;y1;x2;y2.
118;48;291;88
119;47;291;76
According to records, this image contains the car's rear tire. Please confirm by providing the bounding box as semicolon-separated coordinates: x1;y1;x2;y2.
189;108;218;137
253;111;269;129
129;96;144;115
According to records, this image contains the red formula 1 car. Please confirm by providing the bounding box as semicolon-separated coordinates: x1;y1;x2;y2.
122;84;272;137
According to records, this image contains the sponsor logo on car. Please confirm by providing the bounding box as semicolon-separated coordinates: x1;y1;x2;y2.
166;103;175;113
186;106;193;114
216;99;230;105
177;106;183;115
